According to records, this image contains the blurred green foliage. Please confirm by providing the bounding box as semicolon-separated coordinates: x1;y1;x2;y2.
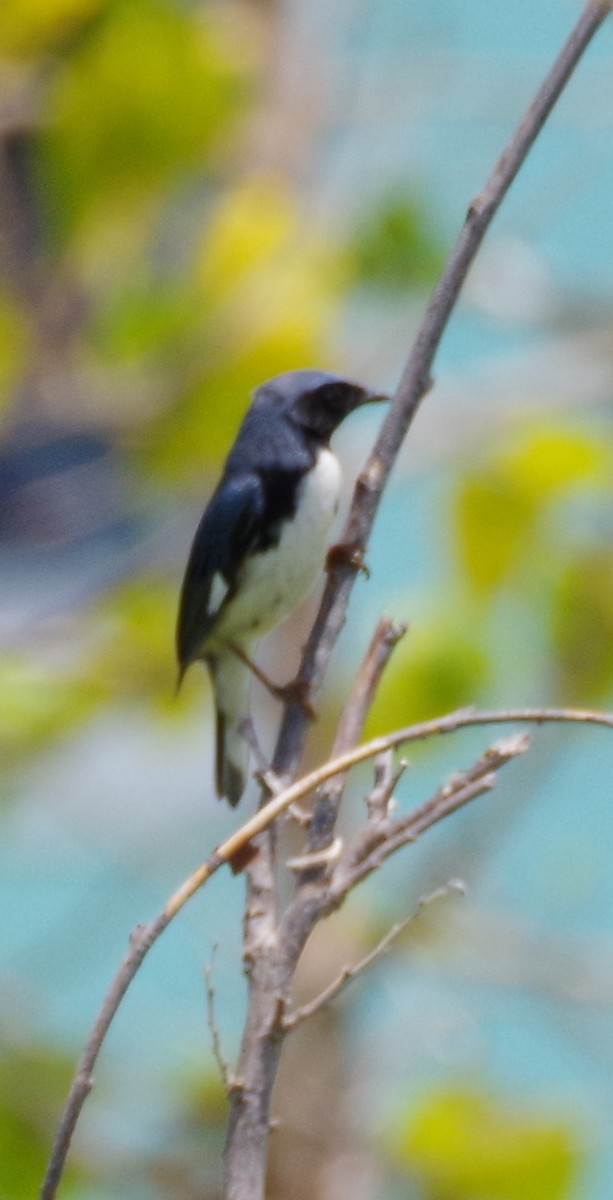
38;0;249;241
369;420;613;736
386;1086;577;1200
0;293;29;400
0;1045;82;1198
455;425;609;597
553;549;613;701
0;0;103;58
351;192;446;288
366;614;490;734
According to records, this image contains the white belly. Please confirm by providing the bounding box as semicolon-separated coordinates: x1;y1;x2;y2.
214;448;342;645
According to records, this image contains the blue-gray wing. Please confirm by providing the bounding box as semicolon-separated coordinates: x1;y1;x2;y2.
176;472;264;676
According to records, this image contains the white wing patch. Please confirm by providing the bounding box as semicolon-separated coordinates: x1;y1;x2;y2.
207;571;230;615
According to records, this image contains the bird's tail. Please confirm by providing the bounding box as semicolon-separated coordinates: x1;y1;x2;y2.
208;651;252;807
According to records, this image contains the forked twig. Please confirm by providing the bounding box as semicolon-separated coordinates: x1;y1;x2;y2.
283;880;466;1030
40;705;613;1200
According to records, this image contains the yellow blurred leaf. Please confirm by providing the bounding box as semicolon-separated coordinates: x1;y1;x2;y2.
496;425;607;501
0;0;102;57
199;175;298;302
389;1087;576;1200
455;472;536;596
553;549;613;702
198;173;349;344
93;579;181;709
0;656;105;763
144;177;349;479
455;424;609;596
0;293;29;408
39;0;247;236
366;614;489;737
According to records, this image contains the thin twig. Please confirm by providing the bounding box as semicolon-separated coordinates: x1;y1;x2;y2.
365;751;406;821
283;880;465;1030
332;733;532;897
304;617;406;857
329;619;407;773
204;946;232;1091
39;704;613;1200
175;705;611;914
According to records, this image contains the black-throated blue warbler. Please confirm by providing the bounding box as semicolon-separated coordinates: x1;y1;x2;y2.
176;369;387;806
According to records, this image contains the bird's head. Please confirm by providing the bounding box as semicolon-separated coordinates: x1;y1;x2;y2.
254;369;388;442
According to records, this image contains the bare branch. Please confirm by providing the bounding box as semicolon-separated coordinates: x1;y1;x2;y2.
332;733;532;897
283;880;465;1031
365;751;407;822
305;617;406;856
39;705;613;1200
286;837;344;873
330;620;407;769
39;913;169;1200
204;946;233;1092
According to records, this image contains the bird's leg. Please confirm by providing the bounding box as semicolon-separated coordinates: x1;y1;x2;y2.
237;716;268;771
326;540;370;579
228;642;317;719
237;718;288;802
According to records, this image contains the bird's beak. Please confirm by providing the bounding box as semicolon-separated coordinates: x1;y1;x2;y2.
360;387;390;407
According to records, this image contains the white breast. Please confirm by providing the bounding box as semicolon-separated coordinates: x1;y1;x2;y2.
214;448;342;645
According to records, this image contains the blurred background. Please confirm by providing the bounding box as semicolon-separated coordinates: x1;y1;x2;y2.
1;0;613;1196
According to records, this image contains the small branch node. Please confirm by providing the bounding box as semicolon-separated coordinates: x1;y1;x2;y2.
366;751;408;820
417;878;468;912
287;837;344;873
284;802;312;827
255;767;286;797
326;540;369;576
467;192;486;219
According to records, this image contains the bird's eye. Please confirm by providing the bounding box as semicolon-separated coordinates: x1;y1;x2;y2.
320;384;345;413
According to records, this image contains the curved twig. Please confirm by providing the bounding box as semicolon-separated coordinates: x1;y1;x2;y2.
40;703;613;1200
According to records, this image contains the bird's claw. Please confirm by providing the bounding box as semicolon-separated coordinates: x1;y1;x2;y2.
228;644;317;718
326;541;370;579
272;677;317;720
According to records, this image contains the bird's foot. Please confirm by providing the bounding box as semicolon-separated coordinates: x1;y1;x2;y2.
326;540;370;579
270;676;317;720
228;644;317;718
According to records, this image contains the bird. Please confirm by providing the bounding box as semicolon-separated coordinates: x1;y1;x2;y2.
176;368;387;806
